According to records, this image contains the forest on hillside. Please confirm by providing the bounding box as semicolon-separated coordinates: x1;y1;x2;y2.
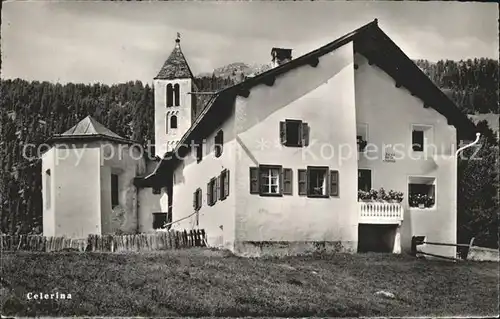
0;58;498;248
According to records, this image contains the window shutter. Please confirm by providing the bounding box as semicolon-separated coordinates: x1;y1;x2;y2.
259;169;268;194
283;168;293;195
249;167;259;194
216;176;221;202
207;181;212;206
279;121;287;145
280;169;284;194
224;170;230;198
193;191;197;210
301;122;309;147
330;170;339;197
298;169;307;195
197;189;202;209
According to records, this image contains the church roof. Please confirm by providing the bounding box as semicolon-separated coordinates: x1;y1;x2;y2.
49;115;134;144
154;37;194;80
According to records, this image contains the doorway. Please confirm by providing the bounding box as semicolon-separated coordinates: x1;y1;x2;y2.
358;224;399;253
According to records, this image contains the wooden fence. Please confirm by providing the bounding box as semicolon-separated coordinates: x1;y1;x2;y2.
0;229;206;252
411;236;475;261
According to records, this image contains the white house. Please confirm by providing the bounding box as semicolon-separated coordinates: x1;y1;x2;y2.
42;20;476;258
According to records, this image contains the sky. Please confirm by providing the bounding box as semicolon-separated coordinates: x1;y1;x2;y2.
1;1;498;85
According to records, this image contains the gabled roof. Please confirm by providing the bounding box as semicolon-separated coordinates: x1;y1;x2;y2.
154;38;194;80
49;115;134;144
143;19;476;186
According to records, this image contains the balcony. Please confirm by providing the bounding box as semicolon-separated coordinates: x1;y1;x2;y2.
358;201;404;225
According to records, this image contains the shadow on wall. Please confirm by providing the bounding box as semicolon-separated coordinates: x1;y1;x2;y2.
401;208;413;253
237;51;352;135
110;206;127;234
174;163;186;185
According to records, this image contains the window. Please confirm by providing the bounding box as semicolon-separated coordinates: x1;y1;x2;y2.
111;174;119;208
173;83;180;106
280;120;309;147
193;188;202;210
219;169;230;200
153;213;168;230
166;84;173;107
260;165;280;195
207;177;218;206
249;165;292;196
358;169;372;192
412;130;424;152
45;169;51;209
298;167;339;197
196;141;203;163
307;166;328;197
214;130;224;158
170;115;178;129
408;176;436;208
166;83;180;107
356;123;368;152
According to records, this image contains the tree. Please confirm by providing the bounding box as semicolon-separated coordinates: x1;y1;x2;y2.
457;123;499;248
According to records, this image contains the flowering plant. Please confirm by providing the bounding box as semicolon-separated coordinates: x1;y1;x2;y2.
409;194;434;208
358;187;404;202
358;190;371;200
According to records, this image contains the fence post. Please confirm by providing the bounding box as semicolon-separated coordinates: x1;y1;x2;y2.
182;230;187;248
200;229;206;247
195;230;200;247
411;236;426;256
465;237;475;260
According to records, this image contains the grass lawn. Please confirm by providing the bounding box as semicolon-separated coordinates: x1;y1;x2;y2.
1;248;498;317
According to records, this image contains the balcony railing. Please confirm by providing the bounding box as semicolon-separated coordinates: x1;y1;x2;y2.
358;201;404;224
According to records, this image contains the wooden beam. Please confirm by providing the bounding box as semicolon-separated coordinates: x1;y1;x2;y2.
309;57;319;67
187;92;217;95
264;76;276;86
237;88;250;98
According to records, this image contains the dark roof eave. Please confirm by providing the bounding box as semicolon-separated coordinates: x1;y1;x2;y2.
153;74;193;81
47;134;138;145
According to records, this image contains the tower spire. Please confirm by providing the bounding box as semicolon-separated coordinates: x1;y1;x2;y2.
175;32;181;48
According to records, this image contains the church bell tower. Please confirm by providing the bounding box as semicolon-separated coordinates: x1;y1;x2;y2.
153;33;194;157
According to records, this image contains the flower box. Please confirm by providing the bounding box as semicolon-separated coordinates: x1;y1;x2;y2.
409;193;435;208
358;188;404;203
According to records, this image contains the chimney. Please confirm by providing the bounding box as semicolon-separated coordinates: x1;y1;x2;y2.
271;48;292;68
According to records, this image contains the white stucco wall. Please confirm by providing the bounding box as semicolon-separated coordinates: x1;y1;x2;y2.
100;142;148;235
41;148;56;236
49;144;102;238
354;53;457;257
138;159;163;233
154;78;193;157
42;140;156;238
234;43;359;253
170;109;236;251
